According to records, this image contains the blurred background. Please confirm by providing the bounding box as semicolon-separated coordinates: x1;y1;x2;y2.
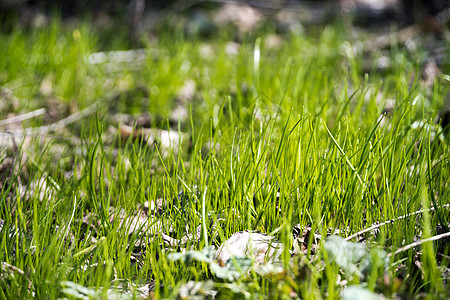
1;0;448;130
1;0;448;45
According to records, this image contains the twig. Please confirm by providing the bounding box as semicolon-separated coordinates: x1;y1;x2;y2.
0;132;83;144
6;102;98;136
389;232;450;257
0;108;46;126
1;262;25;275
160;232;182;247
345;204;450;241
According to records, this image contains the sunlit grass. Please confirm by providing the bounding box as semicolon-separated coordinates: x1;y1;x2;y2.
0;17;449;299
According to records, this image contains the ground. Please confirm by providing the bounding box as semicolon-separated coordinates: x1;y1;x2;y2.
0;2;449;299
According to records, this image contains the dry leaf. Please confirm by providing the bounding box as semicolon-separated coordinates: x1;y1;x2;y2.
215;231;283;266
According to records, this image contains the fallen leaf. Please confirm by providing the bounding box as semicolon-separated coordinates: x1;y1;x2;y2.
215;230;283;266
342;285;385;300
178;280;217;299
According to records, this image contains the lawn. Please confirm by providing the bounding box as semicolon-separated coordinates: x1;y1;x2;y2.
0;11;449;299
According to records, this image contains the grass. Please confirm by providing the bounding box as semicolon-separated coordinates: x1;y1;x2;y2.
0;16;449;299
